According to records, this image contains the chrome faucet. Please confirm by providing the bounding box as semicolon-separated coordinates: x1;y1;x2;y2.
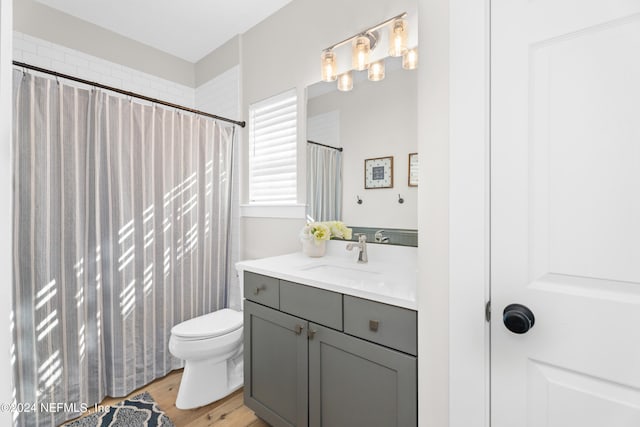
374;230;390;243
346;234;368;263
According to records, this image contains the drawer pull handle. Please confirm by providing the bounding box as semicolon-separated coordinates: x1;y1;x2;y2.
253;284;266;295
294;324;304;335
369;320;379;332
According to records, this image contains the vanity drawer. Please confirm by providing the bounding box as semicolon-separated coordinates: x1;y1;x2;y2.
244;272;279;309
280;281;343;330
343;296;417;356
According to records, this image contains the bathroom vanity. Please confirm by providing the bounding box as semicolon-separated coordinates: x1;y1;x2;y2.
237;241;417;427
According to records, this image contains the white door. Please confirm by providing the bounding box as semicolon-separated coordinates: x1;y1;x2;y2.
491;0;640;426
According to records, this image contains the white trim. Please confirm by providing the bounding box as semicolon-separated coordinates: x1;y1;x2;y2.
240;204;306;219
449;0;491;426
418;0;490;426
417;0;451;425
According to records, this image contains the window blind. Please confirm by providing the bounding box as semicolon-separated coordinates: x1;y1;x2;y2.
249;89;298;204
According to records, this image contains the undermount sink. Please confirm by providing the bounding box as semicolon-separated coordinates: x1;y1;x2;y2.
298;263;382;282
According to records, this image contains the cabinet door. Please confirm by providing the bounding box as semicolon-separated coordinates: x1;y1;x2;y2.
308;323;417;427
244;301;308;427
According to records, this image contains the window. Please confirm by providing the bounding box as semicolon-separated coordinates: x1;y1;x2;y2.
248;89;297;204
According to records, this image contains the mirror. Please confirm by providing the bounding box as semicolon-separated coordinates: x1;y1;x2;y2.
306;57;418;245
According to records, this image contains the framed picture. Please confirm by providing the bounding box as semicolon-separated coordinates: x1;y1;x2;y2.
408;153;418;187
364;156;394;189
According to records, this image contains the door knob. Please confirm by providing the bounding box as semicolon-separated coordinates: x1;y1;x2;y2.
503;304;535;334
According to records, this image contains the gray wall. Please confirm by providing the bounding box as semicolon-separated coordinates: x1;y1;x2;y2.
195;36;240;87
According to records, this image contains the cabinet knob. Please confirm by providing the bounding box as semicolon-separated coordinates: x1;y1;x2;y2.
294;324;304;335
369;320;379;332
307;328;317;340
253;284;266;295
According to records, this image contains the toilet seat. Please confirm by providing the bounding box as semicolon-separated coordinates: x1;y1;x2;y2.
171;308;242;340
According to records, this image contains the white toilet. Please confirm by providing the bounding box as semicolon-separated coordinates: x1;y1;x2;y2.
168;308;244;409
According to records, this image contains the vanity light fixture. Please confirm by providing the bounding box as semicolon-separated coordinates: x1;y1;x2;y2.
320;12;416;92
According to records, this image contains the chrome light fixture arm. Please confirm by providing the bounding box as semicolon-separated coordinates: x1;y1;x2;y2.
322;12;407;52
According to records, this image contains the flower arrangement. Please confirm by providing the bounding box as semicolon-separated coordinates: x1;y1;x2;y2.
300;221;353;245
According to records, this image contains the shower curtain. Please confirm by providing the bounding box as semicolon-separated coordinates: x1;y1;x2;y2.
306;142;342;222
12;70;236;427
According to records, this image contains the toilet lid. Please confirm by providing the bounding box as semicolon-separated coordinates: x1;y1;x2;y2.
171;309;242;339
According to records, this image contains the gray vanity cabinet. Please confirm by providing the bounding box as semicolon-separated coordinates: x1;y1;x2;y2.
243;272;417;427
308;323;417;427
244;300;309;427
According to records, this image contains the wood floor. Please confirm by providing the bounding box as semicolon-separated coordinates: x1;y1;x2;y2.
62;369;269;427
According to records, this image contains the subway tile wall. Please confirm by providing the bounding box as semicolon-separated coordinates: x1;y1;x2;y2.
13;31;195;107
195;66;240;119
12;31;241;121
307;110;340;147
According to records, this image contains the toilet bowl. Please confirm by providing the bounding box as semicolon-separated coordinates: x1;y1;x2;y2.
169;308;243;409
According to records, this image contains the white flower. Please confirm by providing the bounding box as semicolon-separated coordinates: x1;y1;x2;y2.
300;221;352;242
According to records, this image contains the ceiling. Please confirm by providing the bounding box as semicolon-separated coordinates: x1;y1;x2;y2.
36;0;294;63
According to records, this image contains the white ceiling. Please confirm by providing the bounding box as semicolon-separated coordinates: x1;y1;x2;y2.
36;0;294;63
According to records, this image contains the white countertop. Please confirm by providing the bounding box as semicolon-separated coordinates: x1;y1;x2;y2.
236;240;417;310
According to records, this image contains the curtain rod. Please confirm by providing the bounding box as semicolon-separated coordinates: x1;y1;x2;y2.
13;61;246;128
307;140;343;151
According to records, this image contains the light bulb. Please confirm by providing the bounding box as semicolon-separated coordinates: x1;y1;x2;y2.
352;36;371;71
389;19;408;57
337;71;353;92
402;47;418;70
321;50;337;82
368;60;385;82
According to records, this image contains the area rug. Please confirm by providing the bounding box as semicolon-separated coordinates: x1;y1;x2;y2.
65;392;175;427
